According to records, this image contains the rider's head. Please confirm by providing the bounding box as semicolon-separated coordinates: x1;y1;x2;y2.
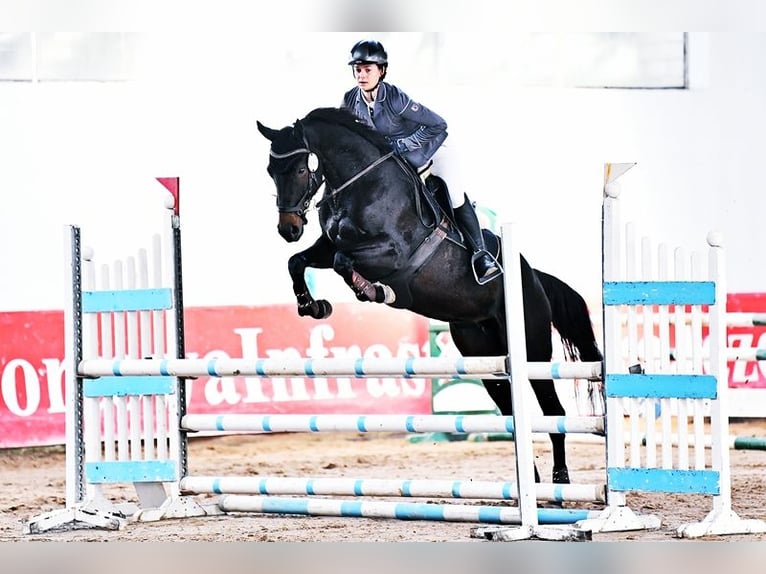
348;39;387;92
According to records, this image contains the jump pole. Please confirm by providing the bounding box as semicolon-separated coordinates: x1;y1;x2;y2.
78;356;602;381
180;413;603;434
216;496;602;525
623;312;766;327
179;475;605;503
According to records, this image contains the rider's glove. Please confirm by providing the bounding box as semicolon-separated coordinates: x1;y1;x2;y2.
391;139;408;155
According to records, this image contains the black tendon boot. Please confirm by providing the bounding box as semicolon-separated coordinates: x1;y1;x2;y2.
453;201;503;285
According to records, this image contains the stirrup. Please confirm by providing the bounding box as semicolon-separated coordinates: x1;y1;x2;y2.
471;250;503;285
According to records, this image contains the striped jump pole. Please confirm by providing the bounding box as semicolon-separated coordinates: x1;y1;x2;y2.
725;347;766;362
181;413;604;435
725;314;766;327
469;431;766;452
623;312;766;327
217;495;603;526
641;434;766;451
77;356;603;381
180;476;606;504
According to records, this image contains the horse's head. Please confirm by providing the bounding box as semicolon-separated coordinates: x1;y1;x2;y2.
256;119;323;242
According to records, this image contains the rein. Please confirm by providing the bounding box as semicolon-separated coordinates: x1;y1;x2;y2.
270;125;395;214
271;118;408;221
316;151;395;207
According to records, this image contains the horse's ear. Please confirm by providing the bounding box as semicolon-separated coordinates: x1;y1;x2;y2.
293;120;305;140
256;121;278;142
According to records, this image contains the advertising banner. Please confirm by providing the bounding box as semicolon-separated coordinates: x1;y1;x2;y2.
0;304;431;449
724;293;766;390
2;294;765;448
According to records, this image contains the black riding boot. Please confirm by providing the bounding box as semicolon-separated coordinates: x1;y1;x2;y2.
453;201;502;285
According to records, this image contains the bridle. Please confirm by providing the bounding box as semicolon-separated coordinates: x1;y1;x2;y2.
270;121;397;216
269;144;394;220
269;145;324;220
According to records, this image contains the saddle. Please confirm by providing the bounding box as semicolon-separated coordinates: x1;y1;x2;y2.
377;156;500;308
416;161;500;259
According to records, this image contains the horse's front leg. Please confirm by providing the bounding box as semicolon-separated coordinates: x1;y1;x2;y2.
333;252;393;304
288;236;336;319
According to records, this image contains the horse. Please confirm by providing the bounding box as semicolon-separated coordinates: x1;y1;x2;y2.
256;107;603;485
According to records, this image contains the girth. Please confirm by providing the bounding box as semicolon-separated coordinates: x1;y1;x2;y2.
377;216;451;309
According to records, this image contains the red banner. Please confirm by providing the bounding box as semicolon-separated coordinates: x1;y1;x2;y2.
725;293;766;388
0;304;431;449
0;311;66;448
183;305;431;415
2;294;765;449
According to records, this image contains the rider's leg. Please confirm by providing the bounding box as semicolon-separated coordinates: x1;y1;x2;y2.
430;145;502;284
453;196;502;284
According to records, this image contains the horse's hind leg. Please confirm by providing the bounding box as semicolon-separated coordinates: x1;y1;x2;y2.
480;377;541;482
521;257;570;485
529;380;569;484
450;320;545;484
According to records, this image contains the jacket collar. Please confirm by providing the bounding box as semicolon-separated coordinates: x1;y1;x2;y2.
357;81;388;105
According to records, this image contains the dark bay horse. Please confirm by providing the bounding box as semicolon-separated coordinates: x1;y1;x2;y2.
256;107;602;484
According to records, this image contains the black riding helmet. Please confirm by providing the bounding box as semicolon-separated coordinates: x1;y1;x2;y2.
348;39;388;81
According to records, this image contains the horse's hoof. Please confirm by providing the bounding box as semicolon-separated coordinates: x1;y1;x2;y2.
316;299;333;319
552;467;570;484
297;300;332;319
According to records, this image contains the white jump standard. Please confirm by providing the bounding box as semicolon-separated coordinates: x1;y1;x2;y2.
582;164;766;538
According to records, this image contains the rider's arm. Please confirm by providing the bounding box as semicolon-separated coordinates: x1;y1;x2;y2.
388;87;448;153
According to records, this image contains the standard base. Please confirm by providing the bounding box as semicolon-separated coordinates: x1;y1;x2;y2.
23;502;129;534
471;524;592;542
23;496;218;534
134;495;220;522
676;508;766;538
575;505;662;533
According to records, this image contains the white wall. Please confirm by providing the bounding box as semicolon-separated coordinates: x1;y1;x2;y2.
1;32;764;312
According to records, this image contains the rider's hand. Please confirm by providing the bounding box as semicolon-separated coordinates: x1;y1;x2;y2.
391;139;408;155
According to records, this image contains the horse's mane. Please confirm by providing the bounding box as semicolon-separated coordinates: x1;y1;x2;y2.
304;107;391;154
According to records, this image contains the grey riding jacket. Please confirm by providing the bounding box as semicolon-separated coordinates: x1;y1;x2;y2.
341;81;448;169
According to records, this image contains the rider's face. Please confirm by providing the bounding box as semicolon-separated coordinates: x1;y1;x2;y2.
353;64;383;91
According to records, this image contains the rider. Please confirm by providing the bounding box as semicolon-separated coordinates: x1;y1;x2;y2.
340;39;502;285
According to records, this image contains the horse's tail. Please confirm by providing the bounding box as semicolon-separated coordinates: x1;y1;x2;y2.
534;269;603;362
